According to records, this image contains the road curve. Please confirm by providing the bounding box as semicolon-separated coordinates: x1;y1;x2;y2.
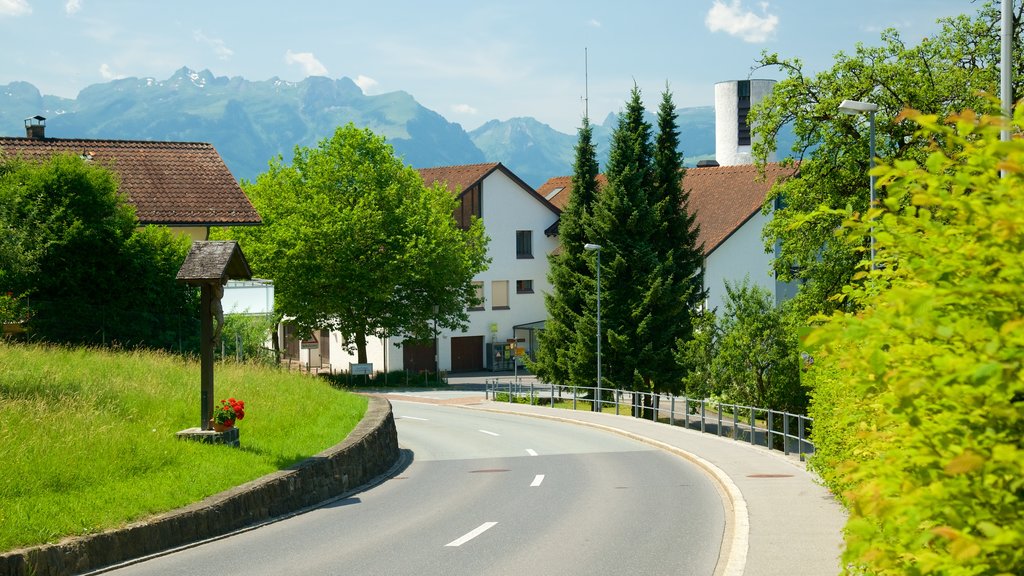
99;400;725;576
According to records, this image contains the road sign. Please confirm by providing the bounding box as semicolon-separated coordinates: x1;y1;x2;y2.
350;363;373;375
300;334;318;349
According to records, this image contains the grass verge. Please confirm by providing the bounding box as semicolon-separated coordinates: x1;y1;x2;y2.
0;343;367;552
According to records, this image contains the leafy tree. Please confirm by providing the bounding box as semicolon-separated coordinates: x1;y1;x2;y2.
750;1;1024;319
532;117;600;395
805;107;1024;575
711;279;803;411
675;309;718;400
0;154;197;349
221;314;276;364
223;123;489;363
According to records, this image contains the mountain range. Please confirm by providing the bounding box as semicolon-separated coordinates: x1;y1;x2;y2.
0;67;788;189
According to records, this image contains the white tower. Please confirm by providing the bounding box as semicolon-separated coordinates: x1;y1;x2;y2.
714;79;777;166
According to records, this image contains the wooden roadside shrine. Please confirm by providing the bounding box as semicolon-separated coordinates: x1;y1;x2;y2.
175;241;252;434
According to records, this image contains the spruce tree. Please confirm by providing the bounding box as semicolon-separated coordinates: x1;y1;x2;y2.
589;86;659;408
641;87;705;395
532;118;600;393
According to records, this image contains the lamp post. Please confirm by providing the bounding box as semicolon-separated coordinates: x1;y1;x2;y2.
584;243;602;412
839;99;879;267
432;305;439;386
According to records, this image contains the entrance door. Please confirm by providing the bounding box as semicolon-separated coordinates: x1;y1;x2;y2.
450;335;484;372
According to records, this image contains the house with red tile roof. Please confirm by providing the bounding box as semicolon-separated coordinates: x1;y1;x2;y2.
534;161;796;314
304;162;561;373
0;119;260;242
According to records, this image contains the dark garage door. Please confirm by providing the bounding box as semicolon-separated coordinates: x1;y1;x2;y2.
450;335;484;372
403;340;436;373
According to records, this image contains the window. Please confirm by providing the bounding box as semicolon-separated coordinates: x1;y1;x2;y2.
469;281;484;310
456;184;481;230
516;230;533;259
737;79;751;146
516;279;534;294
491;280;509;309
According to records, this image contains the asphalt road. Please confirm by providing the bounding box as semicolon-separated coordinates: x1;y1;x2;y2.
101;400;725;576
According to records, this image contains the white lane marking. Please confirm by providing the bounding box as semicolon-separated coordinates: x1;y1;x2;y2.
399;416;428;421
530;474;545;487
478;429;500;437
525;448;538;456
445;522;498;547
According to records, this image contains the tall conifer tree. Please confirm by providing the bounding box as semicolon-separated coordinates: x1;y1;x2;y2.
590;86;659;401
533;118;600;392
641;88;705;394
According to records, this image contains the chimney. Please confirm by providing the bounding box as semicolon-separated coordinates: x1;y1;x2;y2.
24;115;46;139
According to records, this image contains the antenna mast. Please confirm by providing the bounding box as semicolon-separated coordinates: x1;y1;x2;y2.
584;47;590;120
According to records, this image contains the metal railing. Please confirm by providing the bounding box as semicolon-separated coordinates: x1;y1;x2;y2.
484;379;814;460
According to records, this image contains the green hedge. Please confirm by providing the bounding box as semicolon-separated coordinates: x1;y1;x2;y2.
806;109;1024;574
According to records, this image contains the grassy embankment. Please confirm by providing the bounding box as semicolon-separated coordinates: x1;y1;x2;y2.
0;343;367;552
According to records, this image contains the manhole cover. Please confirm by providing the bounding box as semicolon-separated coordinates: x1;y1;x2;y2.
747;473;794;478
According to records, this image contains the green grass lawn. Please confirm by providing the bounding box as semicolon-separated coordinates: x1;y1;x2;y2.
0;343;367;552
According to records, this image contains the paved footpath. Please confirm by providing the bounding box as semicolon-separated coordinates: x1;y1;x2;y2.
457;396;847;576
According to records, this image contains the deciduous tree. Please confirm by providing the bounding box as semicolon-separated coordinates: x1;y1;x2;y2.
225;124;489;363
750;1;1024;319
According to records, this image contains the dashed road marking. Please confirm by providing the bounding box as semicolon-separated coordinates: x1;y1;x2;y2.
525;448;538;456
479;429;500;437
530;474;545;487
445;522;498;547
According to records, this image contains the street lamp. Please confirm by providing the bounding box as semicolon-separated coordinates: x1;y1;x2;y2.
583;243;602;412
838;99;879;267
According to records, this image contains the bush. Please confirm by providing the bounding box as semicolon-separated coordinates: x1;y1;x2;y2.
806;107;1024;574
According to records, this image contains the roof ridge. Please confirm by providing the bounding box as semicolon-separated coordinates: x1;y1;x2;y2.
0;136;214;147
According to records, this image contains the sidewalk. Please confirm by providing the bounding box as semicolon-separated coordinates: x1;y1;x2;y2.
464;399;846;576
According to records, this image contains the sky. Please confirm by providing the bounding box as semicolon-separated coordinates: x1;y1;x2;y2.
1;0;978;134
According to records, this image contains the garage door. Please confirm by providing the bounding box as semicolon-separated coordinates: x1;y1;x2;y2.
402;340;436;372
450;335;484;372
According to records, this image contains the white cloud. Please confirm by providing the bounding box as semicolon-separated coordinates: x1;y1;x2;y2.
98;63;124;80
354;74;378;93
705;0;778;43
65;0;81;15
0;0;31;17
284;50;328;77
451;103;478;115
587;18;601;28
194;30;234;60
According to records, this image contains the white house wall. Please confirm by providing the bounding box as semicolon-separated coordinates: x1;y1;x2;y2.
703;211;776;314
326;169;558;374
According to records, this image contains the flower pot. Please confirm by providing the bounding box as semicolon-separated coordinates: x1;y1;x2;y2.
210;419;231;433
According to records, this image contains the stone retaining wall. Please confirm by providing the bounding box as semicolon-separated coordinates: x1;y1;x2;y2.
0;396;399;576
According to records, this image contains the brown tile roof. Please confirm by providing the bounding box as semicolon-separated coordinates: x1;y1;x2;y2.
418;162;501;193
535;174;608;211
684;163;795;255
418;162;560;216
0;137;261;227
537;163;795;256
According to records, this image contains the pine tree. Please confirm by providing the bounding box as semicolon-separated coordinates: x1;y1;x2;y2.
589;86;659;407
641;87;705;395
532;118;600;393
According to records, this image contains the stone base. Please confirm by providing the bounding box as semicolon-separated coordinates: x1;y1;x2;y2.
176;426;240;447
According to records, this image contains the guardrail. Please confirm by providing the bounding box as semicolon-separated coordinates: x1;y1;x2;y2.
484;379;814;460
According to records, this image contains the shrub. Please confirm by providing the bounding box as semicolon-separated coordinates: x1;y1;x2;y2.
806;107;1024;574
